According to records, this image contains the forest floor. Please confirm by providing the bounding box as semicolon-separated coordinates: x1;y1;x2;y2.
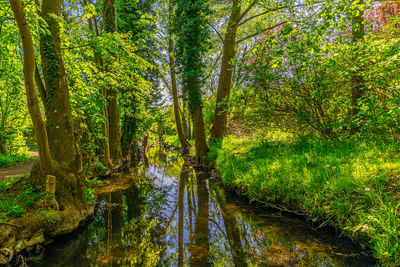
208;132;400;265
0;160;37;180
0;151;38;180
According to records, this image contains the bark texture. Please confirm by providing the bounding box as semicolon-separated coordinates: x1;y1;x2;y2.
210;0;241;141
192;107;208;164
40;0;76;164
169;0;190;154
10;0;53;175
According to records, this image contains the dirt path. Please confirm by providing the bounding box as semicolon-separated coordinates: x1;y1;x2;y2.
0;160;38;180
0;151;39;180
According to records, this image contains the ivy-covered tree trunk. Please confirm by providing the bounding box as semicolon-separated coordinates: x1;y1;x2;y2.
10;0;53;176
210;0;241;142
174;0;210;164
40;0;76;165
103;0;123;166
36;0;87;213
168;0;190;154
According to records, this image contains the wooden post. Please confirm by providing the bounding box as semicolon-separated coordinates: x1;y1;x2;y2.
45;175;56;195
45;175;58;209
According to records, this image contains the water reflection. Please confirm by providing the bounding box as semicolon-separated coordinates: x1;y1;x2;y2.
189;171;211;266
29;147;375;266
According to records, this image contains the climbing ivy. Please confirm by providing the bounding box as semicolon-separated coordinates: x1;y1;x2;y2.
173;0;211;112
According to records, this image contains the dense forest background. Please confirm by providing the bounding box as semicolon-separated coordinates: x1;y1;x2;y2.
1;0;400;158
1;0;400;265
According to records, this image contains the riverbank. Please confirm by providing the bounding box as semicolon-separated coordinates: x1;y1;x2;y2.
208;133;400;266
0;163;94;265
27;147;375;266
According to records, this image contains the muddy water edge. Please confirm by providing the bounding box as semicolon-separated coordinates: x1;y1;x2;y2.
28;147;376;266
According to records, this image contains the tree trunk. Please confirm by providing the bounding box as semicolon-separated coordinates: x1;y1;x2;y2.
181;100;189;139
103;0;123;166
10;0;53;175
188;107;192;140
350;0;365;134
82;0;111;168
210;0;241;142
192;107;208;164
40;0;76;165
169;0;190;154
121;115;138;167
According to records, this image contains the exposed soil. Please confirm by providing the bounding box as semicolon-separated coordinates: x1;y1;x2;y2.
0;161;37;181
0;151;39;180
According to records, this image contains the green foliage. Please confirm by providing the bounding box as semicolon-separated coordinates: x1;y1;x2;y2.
84;186;96;205
213;133;400;265
173;0;211;112
0;174;43;222
0;154;31;168
239;1;400;139
0;3;34;155
164;133;181;147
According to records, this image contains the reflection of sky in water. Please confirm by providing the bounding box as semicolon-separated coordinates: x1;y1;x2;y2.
29;148;376;267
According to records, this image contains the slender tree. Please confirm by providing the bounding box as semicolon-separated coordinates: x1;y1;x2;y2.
10;0;53;176
168;0;190;154
210;0;313;141
103;0;123;166
174;0;210;163
82;0;112;168
210;0;241;141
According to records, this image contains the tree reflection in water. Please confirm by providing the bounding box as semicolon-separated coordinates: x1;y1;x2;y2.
30;147;375;266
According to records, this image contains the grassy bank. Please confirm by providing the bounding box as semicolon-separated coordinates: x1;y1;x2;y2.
0;174;45;223
208;132;400;265
0;154;31;168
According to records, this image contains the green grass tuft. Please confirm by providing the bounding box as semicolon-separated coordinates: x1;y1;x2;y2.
0;174;43;223
0;154;31;168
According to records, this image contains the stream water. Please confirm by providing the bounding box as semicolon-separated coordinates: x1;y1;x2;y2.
29;148;376;266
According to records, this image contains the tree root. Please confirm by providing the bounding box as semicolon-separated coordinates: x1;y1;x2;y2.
251;198;306;216
0;248;13;265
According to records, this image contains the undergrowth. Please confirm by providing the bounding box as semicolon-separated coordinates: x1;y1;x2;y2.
0;173;45;223
209;132;400;266
0;154;31;168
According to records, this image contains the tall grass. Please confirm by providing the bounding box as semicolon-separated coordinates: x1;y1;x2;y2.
210;133;400;265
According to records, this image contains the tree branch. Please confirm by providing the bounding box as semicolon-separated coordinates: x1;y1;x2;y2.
237;0;258;25
208;22;224;43
237;2;323;28
236;21;287;44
